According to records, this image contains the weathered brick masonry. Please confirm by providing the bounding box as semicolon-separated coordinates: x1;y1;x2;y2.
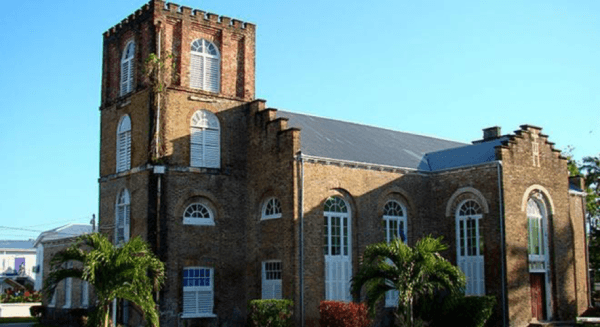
97;1;589;326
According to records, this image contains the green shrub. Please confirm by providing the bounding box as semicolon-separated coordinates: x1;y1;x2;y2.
319;301;371;327
247;299;293;327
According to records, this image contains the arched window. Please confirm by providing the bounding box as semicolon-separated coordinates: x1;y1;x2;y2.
190;110;220;168
382;200;407;307
115;189;130;244
183;203;215;226
190;39;220;93
456;199;484;295
120;41;135;96
527;198;546;271
382;200;407;243
526;194;551;320
261;197;282;220
116;115;131;173
323;196;352;301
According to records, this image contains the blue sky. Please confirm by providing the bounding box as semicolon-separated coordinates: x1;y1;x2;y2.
0;0;598;240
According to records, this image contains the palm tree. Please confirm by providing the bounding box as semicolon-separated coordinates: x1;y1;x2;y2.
44;233;165;327
351;236;465;327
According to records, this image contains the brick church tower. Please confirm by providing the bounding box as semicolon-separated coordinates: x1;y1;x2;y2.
98;1;259;325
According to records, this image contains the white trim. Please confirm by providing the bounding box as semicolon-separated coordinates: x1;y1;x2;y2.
190;110;220;169
262;260;283;299
116;115;132;173
183;203;215;226
382;200;407;307
445;187;490;217
455;199;485;296
115;189;131;244
63;262;72;308
324;196;352;302
520;185;555;214
190;39;220;93
569;189;587;197
120;40;135;96
261;197;282;220
182;267;215;318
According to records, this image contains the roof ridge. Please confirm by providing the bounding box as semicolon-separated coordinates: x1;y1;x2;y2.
277;109;467;145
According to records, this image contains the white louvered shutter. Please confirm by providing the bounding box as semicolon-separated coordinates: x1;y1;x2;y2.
204;129;220;168
190;127;203;167
124;204;130;242
190;54;203;89
183;290;196;315
197;290;214;315
120;60;130;95
117;130;131;172
206;57;219;93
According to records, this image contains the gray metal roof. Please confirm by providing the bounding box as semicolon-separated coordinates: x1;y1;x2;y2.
277;110;468;170
423;137;508;171
34;224;94;247
0;240;35;250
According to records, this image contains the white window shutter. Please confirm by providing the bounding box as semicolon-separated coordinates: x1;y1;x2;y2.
190;54;203;89
124;204;130;242
190;127;203;167
206;57;219;93
204;129;220;168
120;60;129;95
197;290;213;315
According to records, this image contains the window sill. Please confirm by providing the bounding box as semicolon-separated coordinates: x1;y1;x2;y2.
261;215;282;221
181;313;217;319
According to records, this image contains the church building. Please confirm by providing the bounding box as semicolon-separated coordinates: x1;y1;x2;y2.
96;1;589;326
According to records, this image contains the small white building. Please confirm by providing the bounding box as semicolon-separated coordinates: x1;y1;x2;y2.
0;240;36;284
33;224;94;291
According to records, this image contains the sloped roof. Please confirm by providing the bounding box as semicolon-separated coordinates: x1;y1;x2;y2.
277;110;468;170
423;137;508;171
0;240;35;250
34;224;94;247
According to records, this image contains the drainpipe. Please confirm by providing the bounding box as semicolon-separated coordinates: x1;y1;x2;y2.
297;152;305;327
582;191;591;306
155;22;162;159
497;161;508;327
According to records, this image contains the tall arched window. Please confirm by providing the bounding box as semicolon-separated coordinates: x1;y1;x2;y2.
456;199;485;295
190;110;220;168
323;196;351;301
382;200;407;307
527;198;546;271
120;41;135;96
116;115;132;173
526;195;551;320
115;189;130;244
190;39;220;93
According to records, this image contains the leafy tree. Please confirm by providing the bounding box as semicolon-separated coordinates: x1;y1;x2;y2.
351;236;465;327
581;155;600;222
44;233;165;327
